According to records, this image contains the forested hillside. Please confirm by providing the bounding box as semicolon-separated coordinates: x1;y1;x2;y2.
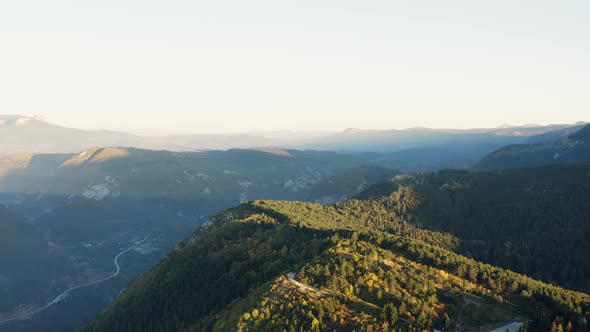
476;124;590;169
82;163;590;331
356;164;590;293
308;165;397;202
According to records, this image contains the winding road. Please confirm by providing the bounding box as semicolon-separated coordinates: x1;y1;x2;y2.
0;238;147;324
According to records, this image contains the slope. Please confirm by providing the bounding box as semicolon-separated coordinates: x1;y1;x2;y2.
0;147;369;201
82;195;590;331
0;148;394;331
356;163;590;293
308;165;398;202
475;124;590;169
300;124;583;153
0;115;279;154
0;115;141;155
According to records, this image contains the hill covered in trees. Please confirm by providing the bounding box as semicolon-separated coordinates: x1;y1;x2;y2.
475;124;590;170
308;165;398;202
357;163;590;293
82;163;590;332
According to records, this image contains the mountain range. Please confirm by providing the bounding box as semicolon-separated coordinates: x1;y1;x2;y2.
3;114;587;172
0;147;393;203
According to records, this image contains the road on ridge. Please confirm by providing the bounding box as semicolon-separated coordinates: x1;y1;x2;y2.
286;272;333;296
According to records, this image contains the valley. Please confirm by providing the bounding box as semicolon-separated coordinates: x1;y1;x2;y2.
1;123;589;331
0;201;195;332
0;148;400;331
0;237;146;325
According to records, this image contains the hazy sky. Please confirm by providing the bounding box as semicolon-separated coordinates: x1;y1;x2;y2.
1;1;588;133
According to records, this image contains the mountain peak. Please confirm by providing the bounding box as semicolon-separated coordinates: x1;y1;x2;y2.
339;128;376;135
60;147;131;167
0;115;46;127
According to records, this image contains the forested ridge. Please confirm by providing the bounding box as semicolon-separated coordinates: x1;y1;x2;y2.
475;123;590;170
82;164;590;332
356;163;590;293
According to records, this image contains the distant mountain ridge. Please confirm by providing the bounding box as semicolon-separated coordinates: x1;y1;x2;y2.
306;123;587;152
2;114;585;157
0;147;382;202
0;115;142;155
475;124;590;170
524;123;587;143
0;115;282;155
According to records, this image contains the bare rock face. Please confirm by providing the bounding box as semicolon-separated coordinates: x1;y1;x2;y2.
82;176;120;200
283;167;324;192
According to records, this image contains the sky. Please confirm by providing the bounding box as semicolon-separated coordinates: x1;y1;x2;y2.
0;1;589;134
